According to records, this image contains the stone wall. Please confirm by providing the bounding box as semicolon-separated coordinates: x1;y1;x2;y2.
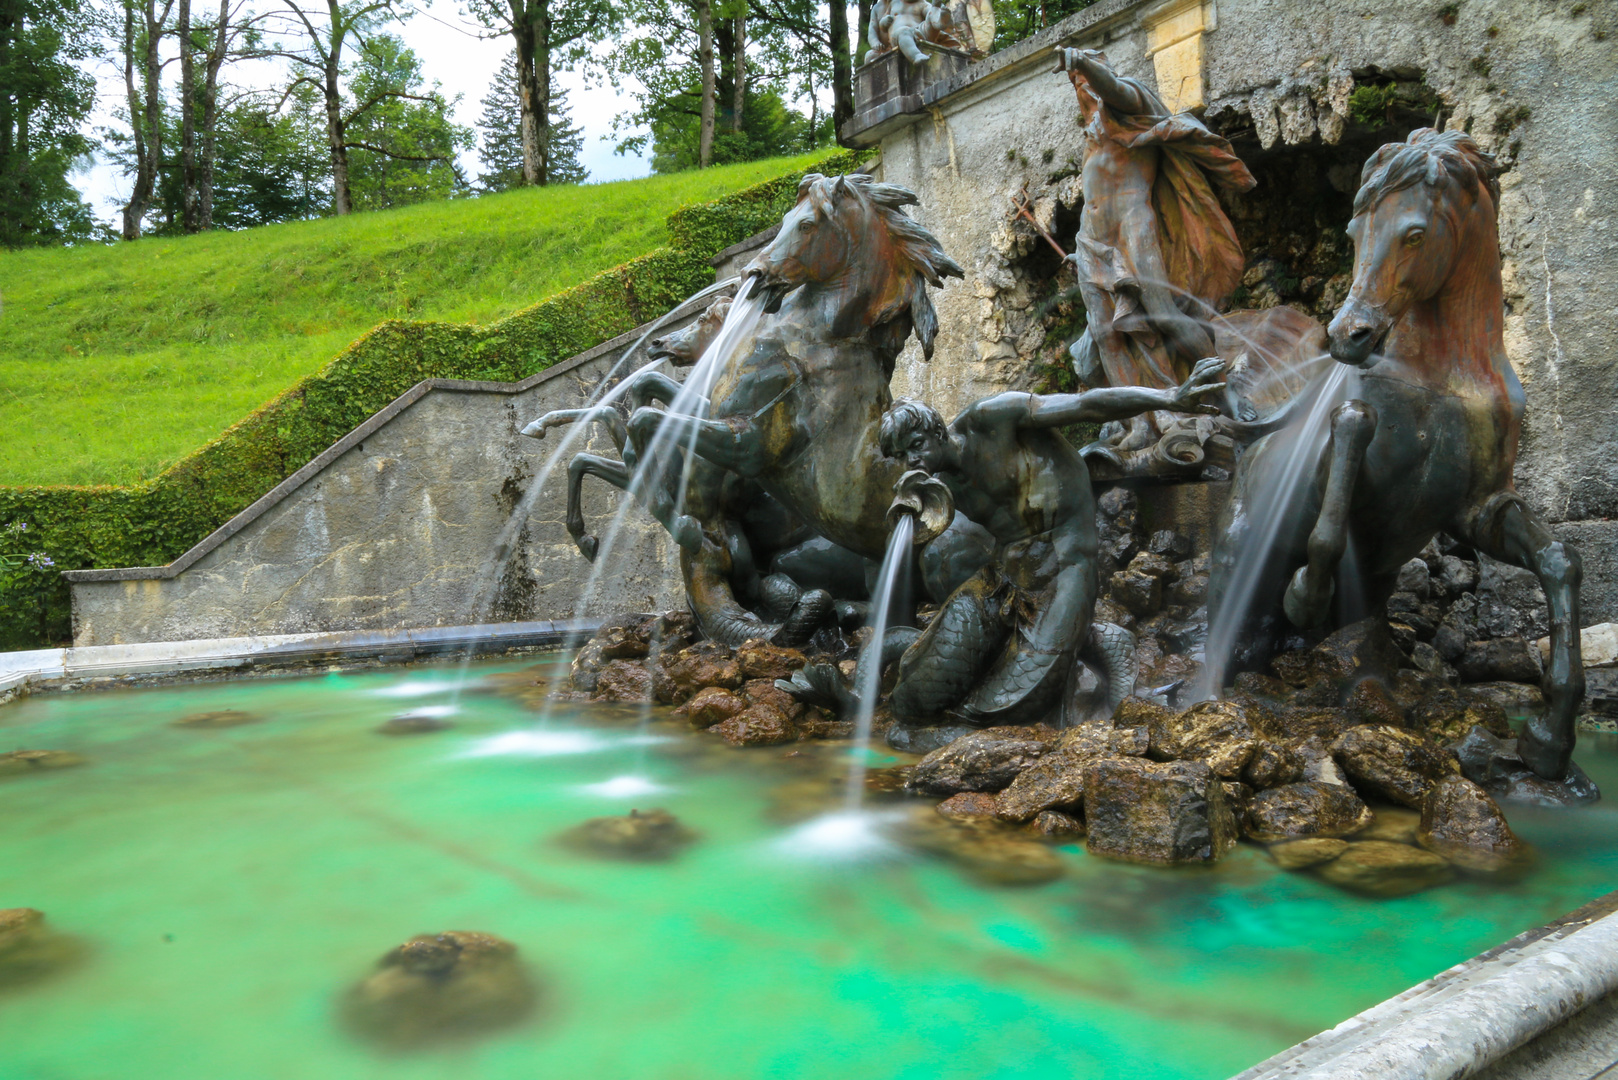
63;314;706;646
849;0;1617;623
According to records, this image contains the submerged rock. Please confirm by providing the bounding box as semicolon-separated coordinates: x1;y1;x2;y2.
711;704;798;747
1244;782;1373;842
1269;838;1348;870
1331;724;1457;808
591;660;655;703
1242;741;1306;790
935;792;1002;822
0;750;86;776
172;710;258;729
1025;810;1086;841
376;714;453;736
0;908;82;990
341;930;538;1048
905;727;1054;796
1083;758;1237;865
1314;841;1453;897
1418;776;1529;873
1355;805;1421;845
897;813;1066;885
557;808;698;860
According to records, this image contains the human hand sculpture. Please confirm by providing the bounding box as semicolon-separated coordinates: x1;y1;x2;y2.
1168;357;1228;414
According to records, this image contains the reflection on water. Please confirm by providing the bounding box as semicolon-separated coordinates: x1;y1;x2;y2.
0;660;1616;1080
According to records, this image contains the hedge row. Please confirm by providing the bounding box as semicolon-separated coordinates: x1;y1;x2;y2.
0;149;868;649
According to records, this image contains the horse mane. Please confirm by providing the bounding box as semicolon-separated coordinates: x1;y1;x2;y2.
1352;128;1501;216
797;172;964;361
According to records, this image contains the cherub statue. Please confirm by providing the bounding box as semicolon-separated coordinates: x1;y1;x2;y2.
869;0;969;64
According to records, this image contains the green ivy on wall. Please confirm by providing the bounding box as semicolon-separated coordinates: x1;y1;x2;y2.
0;149;869;650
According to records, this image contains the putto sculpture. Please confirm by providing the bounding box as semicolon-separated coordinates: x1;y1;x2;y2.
868;0;975;64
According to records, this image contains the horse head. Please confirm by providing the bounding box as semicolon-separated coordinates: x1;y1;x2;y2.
746;172;964;359
648;297;732;367
1329;128;1501;367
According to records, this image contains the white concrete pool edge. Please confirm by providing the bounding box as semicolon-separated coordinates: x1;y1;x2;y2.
0;619;602;700
1233;890;1618;1079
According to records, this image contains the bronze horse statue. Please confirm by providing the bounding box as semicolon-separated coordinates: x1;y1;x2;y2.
626;172;966;562
1210;129;1584;783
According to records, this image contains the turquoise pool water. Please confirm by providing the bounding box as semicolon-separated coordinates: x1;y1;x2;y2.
2;657;1616;1080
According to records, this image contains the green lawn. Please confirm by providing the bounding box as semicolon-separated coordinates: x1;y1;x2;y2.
0;153;822;487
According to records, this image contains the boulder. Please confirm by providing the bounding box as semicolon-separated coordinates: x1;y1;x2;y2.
0;750;85;776
735;640;807;681
594;621;651;661
1083;758;1237;865
1108;569;1163;617
171;710;258;729
1288;737;1348;786
341;930;538;1048
675;687;746;729
1222;780;1254;819
1450;727;1601;807
655;641;743;704
1315;841;1453;897
1410;691;1514;744
1273;618;1404;695
1418;776;1528;873
1146;700;1258;779
935;792;1003;822
1127;550;1179;582
1344;680;1406;727
1055;724;1149;758
1115;695;1177;729
798;714;856;740
1270;837;1349;870
905;727;1053;796
557;808;698;860
711;704;798;747
1231;671;1290;702
885;722;979;755
1458;637;1543;684
1331;724;1457;807
1026;810;1086;841
591;660;655;703
740;678;805;721
1356;805;1421;845
1244;782;1374;841
1242;741;1306;790
994;752;1086;822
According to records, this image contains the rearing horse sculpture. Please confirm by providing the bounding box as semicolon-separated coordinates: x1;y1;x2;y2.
626;172;966;561
1210;129;1584;783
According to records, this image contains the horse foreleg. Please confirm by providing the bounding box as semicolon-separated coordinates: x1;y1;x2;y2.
624;370;687;412
628;406;768;478
565;454;636;561
522;406;628;452
1463;495;1585;781
1284;399;1378;628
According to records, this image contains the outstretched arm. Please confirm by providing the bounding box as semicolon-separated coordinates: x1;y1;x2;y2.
1024;357;1227;428
1054;48;1157;116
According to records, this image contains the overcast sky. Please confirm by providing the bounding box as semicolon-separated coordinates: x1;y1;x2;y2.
77;3;653;224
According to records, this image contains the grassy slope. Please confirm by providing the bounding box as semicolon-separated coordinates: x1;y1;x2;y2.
0;152;823;487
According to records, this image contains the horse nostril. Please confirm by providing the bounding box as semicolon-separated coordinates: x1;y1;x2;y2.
1348;326;1374;345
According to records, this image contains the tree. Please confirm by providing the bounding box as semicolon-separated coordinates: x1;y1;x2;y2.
463;0;617;186
177;0;260;231
0;0;101;247
695;0;713;167
339;33;472;210
747;0;852;141
990;0;1096;51
475;52;585;191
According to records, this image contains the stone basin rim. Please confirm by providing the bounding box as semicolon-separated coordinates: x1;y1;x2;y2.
1233;886;1618;1079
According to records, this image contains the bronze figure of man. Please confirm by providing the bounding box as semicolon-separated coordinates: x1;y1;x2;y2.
784;358;1226;728
1057;48;1255;452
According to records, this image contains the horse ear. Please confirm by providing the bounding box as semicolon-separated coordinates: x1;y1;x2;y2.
834;174;850;201
911;287;940;361
797;173;823;199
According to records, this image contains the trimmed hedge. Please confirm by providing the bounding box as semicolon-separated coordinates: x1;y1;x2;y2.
0;149;868;649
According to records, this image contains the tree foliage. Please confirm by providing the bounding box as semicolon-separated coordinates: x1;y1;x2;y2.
0;0;102;246
475;50;587;192
341;33;472;210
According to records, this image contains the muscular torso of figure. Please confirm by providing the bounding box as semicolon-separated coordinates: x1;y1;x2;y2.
1078;113;1160;255
939;405;1099;586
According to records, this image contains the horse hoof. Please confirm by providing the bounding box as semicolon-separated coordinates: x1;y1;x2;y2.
576;535;599;562
1283;566;1333;628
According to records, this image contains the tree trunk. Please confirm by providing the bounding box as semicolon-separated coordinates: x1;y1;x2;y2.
827;0;854;144
696;0;714;168
197;0;228;229
121;0;167;240
512;0;545;186
322;51;350;214
178;0;199;232
731;10;744;134
855;0;871;66
536;0;551;185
